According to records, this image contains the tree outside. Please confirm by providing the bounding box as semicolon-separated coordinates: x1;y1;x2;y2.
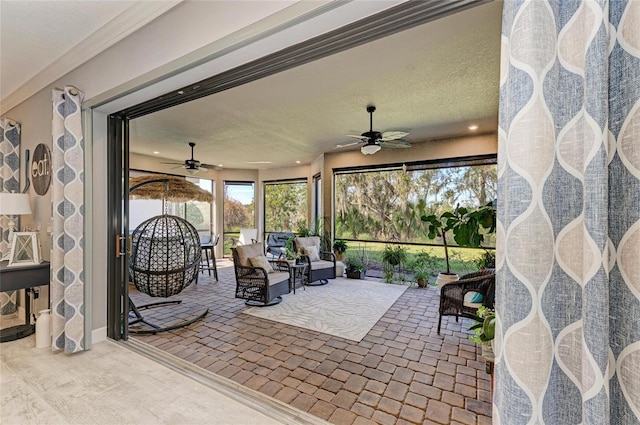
264;181;308;232
335;163;497;246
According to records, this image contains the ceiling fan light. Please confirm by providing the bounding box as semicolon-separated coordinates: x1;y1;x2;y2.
361;144;381;155
186;167;199;174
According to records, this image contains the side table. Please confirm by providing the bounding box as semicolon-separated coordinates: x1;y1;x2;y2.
0;260;50;342
288;263;308;294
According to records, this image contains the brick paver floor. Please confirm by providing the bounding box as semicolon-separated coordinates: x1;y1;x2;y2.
130;260;492;425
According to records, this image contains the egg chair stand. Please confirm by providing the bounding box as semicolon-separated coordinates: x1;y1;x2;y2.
127;177;210;335
127;297;208;335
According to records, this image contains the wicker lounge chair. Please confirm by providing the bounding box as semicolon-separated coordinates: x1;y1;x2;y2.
437;269;495;335
232;243;290;306
293;236;336;286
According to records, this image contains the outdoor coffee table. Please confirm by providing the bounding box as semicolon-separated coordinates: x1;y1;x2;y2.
289;263;308;294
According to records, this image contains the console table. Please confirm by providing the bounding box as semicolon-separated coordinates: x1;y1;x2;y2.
0;260;50;342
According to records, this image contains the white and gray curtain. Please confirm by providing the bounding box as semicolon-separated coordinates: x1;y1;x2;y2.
495;1;639;424
51;86;85;353
0;119;21;316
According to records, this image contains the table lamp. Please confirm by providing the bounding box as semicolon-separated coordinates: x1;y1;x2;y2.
0;192;32;261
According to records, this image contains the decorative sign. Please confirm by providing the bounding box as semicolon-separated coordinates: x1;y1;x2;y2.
31;144;51;195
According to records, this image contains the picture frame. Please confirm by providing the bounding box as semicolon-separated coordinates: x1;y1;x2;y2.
7;232;42;267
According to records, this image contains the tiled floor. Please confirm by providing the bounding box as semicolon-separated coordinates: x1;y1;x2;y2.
130;260;492;425
1;335;296;424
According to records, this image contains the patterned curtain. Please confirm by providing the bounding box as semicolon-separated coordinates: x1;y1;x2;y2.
51;86;85;353
495;1;639;423
0;119;21;316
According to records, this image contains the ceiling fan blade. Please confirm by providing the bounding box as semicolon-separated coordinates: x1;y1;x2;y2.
346;134;368;141
336;141;361;148
199;166;208;172
380;131;409;141
379;139;411;148
160;161;183;165
202;163;223;171
170;165;185;170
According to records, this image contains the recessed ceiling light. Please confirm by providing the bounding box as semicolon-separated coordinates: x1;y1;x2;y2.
468;125;479;131
296;160;301;164
153;151;160;155
218;164;223;167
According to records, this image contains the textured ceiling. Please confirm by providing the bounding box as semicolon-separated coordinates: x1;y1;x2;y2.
130;1;502;170
0;0;138;100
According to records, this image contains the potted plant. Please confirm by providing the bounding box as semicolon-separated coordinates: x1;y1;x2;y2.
474;249;496;270
409;251;438;288
414;268;428;288
463;306;496;361
421;202;496;287
284;236;300;265
344;257;366;279
332;239;348;261
382;244;407;267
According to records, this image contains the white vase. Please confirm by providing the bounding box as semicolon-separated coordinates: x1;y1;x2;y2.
436;272;459;290
35;309;51;349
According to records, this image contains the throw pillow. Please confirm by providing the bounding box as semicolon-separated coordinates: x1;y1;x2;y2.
249;255;274;273
302;245;321;262
469;292;484;303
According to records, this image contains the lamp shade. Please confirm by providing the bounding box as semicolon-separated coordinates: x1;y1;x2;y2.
361;143;381;155
0;192;32;215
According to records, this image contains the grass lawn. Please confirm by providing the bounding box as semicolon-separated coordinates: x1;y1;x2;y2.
343;241;490;282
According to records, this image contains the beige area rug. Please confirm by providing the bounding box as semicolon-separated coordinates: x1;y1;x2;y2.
243;278;407;342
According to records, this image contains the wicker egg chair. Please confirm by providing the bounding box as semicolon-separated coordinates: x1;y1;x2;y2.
127;177;209;334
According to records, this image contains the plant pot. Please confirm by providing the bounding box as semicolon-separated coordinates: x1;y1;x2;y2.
436;272;459;290
334;252;345;262
417;278;427;288
482;341;495;362
346;269;365;279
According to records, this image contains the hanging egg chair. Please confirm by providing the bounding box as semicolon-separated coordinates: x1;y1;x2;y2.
130;214;201;297
127;176;210;334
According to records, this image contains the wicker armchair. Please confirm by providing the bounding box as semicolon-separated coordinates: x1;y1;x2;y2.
232;243;290;306
293;236;336;286
437;269;495;335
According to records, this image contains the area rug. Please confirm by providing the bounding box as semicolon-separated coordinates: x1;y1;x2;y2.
243;278;407;342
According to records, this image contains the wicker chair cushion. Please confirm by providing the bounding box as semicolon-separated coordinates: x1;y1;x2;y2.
295;237;320;254
310;260;334;270
464;292;483;309
267;272;290;285
301;245;321;262
236;243;265;267
249;255;274;273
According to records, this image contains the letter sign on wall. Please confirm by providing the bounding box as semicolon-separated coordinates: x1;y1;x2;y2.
31;144;52;195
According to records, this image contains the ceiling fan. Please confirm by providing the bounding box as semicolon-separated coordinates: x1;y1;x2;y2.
161;142;219;174
337;105;411;155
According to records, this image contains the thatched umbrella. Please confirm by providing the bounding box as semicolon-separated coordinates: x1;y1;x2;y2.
129;174;213;203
